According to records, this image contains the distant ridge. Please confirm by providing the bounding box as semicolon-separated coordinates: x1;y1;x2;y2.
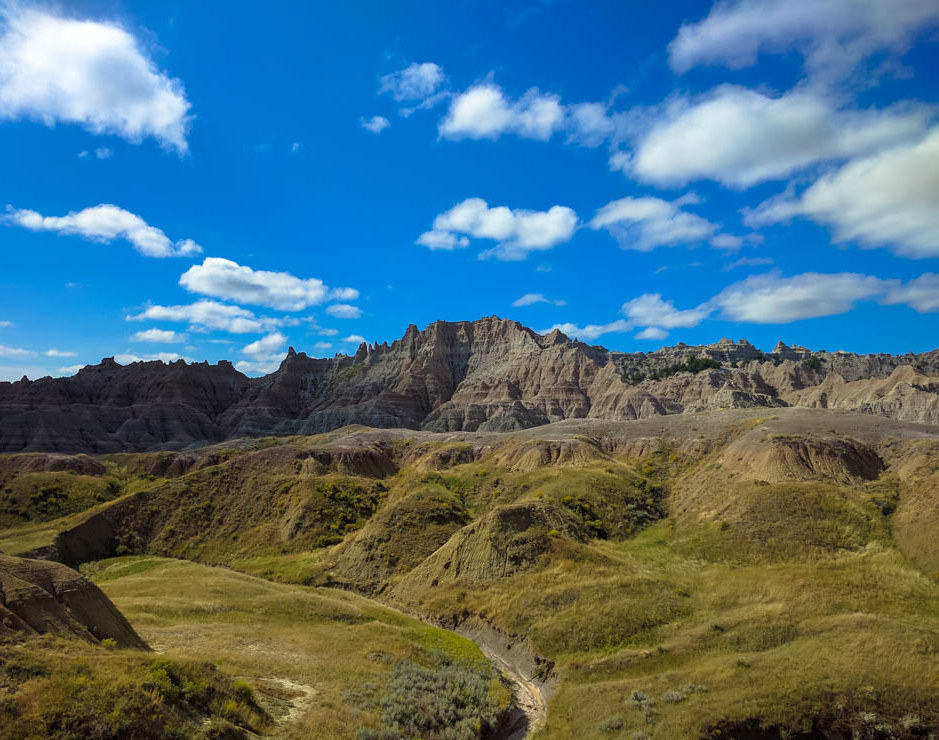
1;316;938;452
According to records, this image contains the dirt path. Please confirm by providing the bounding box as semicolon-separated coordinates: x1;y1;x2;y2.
339;592;553;739
469;635;549;739
451;620;553;739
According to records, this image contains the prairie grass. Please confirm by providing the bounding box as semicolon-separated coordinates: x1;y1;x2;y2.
0;633;269;739
89;556;509;738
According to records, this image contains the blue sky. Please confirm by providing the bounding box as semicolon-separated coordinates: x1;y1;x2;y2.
0;0;937;379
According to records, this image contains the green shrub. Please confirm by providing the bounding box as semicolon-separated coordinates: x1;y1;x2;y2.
598;713;624;732
231;679;253;702
352;658;503;739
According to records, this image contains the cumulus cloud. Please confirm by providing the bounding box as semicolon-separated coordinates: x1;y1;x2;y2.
627;87;929;187
325;304;361;319
131;328;186;343
710;272;891;323
179;257;357;311
668;0;939;81
5;204;202;258
512;293;566;307
0;7;191;152
44;349;76;357
636;327;668;340
242;331;286;356
436;80;635;148
360;115;390;134
440;84;564;141
380;62;445;102
342;334;366;344
746;127;939;258
590;196;727;251
416;230;470;250
57;364;84;375
313;341;333;350
234;331;287;375
127;300;289;334
555;270;935;340
622;293;711;328
543;320;632;341
883;273;939;312
0;344;33;357
422;197;577;260
114;352;188;364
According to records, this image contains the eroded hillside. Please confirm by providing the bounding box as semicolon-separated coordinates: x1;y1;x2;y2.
3;318;939;452
1;408;938;737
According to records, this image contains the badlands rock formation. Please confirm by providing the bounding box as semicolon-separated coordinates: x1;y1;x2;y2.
1;317;938;452
0;554;148;648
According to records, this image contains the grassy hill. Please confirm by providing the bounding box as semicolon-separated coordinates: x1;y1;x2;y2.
1;409;938;737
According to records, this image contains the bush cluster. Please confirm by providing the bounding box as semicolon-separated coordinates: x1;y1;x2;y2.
355;658;502;740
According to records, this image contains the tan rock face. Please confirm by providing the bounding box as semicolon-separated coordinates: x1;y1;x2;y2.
0;554;147;648
1;316;939;452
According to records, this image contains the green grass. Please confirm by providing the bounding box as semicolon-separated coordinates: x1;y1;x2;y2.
88;556;509;738
5;423;939;737
0;634;269;739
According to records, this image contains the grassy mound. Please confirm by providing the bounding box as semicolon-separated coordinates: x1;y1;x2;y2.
86;557;512;738
0;634;269;740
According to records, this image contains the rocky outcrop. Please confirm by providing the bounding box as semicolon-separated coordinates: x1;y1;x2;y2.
2;317;939;452
393;501;586;592
0;554;148;648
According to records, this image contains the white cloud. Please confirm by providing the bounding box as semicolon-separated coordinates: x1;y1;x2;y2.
319;328;339;337
544;320;632;341
668;0;939;81
440;84;564;141
424;197;577;260
57;364;84;375
5;204;202;258
127;300;287;334
552;270;939;339
379;62;445;101
711;272;891;323
313;341;333;350
0;320;12;327
883;273;939;312
622;293;711;329
628;87;929;187
636;327;668;340
709;234;743;250
44;349;76;357
590;196;722;251
131;328;186;343
512;293;565;307
236;330;287;375
342;334;366;344
242;331;285;356
325;304;361;319
95;147;112;159
114;352;188;364
0;344;33;357
746;128;939;258
0;7;190;152
725;256;775;270
179;257;357;311
416;230;470;250
361;115;390;134
235;358;281;375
